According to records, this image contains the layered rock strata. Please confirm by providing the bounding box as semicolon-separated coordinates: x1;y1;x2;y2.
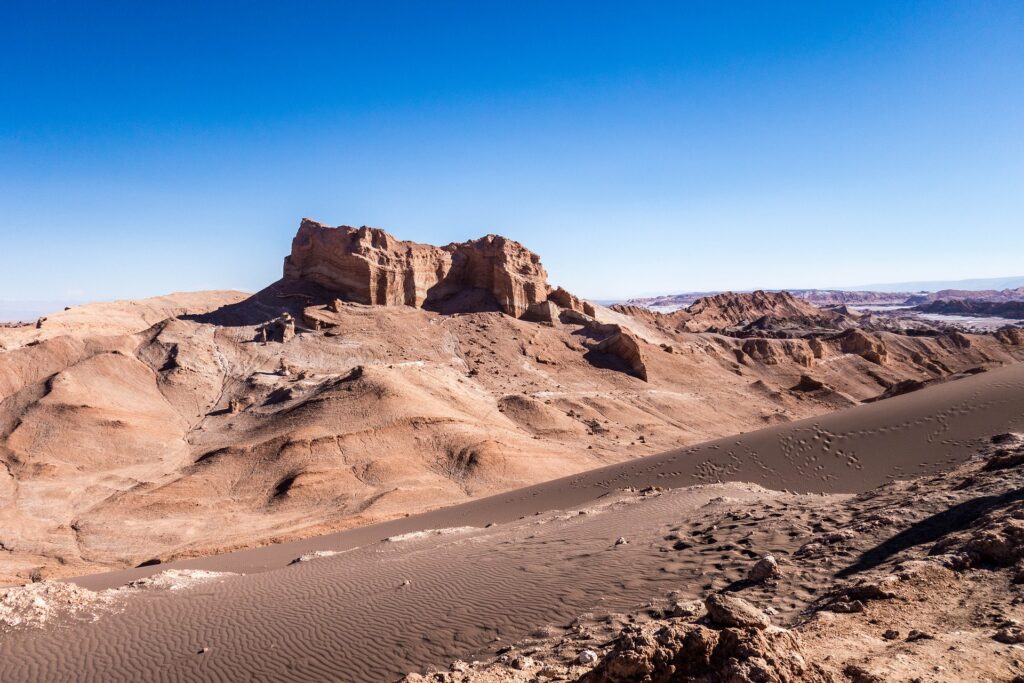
283;219;550;319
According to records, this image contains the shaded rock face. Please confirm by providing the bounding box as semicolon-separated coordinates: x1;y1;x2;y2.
594;328;648;382
915;299;1024;319
283;219;549;319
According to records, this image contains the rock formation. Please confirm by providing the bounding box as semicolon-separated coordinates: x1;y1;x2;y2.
613;291;852;338
682;291;846;333
834;329;887;365
548;286;596;317
593;327;648;381
283;219;550;318
996;326;1024;345
256;312;295;343
581;613;833;683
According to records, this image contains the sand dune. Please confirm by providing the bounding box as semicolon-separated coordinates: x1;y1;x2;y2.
2;363;1023;682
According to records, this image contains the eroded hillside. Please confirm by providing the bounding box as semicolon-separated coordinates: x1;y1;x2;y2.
1;221;1023;583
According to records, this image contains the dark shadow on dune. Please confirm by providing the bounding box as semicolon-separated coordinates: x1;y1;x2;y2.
837;487;1024;578
422;287;502;316
582;348;633;375
182;279;335;327
721;578;758;593
185;277;508;328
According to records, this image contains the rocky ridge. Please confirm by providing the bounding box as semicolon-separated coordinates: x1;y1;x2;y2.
284;219;564;319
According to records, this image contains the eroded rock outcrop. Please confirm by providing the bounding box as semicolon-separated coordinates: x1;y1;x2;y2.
834;329;887;365
581;620;834;683
283;219;551;318
683;291;847;334
594;328;648;381
256;313;296;343
549;286;596;317
996;326;1024;346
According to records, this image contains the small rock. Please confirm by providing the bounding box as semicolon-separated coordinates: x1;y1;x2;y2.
577;649;599;665
511;655;534;670
841;577;899;602
995;626;1024;644
670;599;704;619
747;554;781;582
906;629;933;642
830;599;866;614
704;593;771;629
615;537;628;546
882;629;900;640
198;647;210;654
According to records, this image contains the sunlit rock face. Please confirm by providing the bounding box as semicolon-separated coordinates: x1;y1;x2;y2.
283;219;550;318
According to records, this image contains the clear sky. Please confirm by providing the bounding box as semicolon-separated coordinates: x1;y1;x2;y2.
2;1;1022;306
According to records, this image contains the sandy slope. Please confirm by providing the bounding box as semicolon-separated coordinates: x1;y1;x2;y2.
1;364;1023;682
2;283;1021;584
412;434;1024;683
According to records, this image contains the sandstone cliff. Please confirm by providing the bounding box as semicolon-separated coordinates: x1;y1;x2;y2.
283;219;550;318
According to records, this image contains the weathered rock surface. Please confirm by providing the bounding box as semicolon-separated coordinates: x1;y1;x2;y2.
283;219;551;318
704;593;772;629
549;286;596;317
834;329;887;365
996;326;1024;346
581;621;833;683
682;291;848;334
593;327;648;381
748;554;781;582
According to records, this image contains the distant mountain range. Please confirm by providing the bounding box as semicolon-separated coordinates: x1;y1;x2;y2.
840;275;1024;293
625;278;1024;311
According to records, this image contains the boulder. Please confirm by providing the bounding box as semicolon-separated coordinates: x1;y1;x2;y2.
704;594;771;629
256;313;296;343
548;286;596;317
283;219;550;318
791;375;826;392
748;554;781;582
524;300;561;324
594;328;649;381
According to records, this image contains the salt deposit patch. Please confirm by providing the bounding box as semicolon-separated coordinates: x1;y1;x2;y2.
385;527;477;543
1;570;238;631
0;582;115;631
125;569;235;591
291;549;355;564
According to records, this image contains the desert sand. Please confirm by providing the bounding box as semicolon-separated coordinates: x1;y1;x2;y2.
2;221;1022;586
3;221;1024;682
1;362;1023;681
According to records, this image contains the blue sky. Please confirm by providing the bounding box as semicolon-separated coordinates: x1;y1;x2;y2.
1;1;1022;306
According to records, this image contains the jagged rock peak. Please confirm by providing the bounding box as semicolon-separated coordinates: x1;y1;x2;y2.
283;219;552;318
